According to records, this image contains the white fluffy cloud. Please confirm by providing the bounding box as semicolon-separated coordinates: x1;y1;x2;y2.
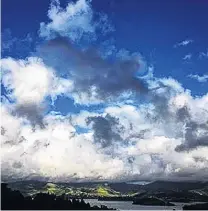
1;106;125;181
1;82;208;181
1;57;73;105
1;56;208;182
39;0;113;42
1;57;74;127
1;57;50;104
188;73;208;83
40;0;94;41
1;0;208;182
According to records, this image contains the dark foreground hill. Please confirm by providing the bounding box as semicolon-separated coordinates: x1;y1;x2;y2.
1;183;115;210
183;202;208;210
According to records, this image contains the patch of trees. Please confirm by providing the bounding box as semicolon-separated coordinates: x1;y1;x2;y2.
1;183;115;210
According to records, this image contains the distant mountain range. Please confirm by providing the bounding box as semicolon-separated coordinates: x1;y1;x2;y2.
7;180;208;201
109;180;208;193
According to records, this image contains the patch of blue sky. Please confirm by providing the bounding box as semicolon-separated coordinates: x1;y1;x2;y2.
49;95;106;116
75;125;90;134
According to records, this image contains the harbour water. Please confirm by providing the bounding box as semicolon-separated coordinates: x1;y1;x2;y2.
84;199;204;210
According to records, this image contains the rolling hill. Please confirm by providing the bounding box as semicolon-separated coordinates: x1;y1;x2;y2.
6;180;208;202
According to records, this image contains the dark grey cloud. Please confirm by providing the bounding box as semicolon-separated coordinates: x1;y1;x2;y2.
18;136;27;144
161;102;207;152
12;162;23;169
38;36;148;100
193;156;208;163
175;121;208;152
127;129;150;140
169;167;208;181
144;83;208;152
155;100;208;152
86;114;123;148
176;106;190;122
1;126;6;135
127;156;135;164
14;104;45;128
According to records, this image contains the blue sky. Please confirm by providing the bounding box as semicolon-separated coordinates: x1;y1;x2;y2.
2;0;208;97
1;0;208;182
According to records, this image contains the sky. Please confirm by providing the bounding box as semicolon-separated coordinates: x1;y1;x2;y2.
1;0;208;182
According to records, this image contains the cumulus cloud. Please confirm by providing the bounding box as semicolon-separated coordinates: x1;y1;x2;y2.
38;36;147;104
1;57;73;126
104;79;208;153
14;104;45;129
39;0;94;41
86;114;124;148
2;93;208;182
175;121;208;152
39;0;113;42
174;39;193;48
1;0;208;182
169;93;208;151
36;0;147;105
188;73;208;82
1;57;53;105
1;106;124;182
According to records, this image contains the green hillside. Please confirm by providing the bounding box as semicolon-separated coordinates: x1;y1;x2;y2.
96;185;120;197
7;180;208;203
18;182;124;198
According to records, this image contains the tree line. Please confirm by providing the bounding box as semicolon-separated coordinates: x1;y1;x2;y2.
1;183;115;210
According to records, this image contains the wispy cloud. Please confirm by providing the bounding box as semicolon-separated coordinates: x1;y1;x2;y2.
183;53;192;60
188;73;208;82
1;29;34;56
199;50;208;59
174;39;193;48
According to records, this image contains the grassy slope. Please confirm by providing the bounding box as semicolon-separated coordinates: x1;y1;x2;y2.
26;183;123;197
96;185;120;197
8;181;139;197
97;186;110;196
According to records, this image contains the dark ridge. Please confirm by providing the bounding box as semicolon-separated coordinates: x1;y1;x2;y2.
109;181;208;192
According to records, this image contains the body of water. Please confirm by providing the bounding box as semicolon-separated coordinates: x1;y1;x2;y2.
84;199;205;210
